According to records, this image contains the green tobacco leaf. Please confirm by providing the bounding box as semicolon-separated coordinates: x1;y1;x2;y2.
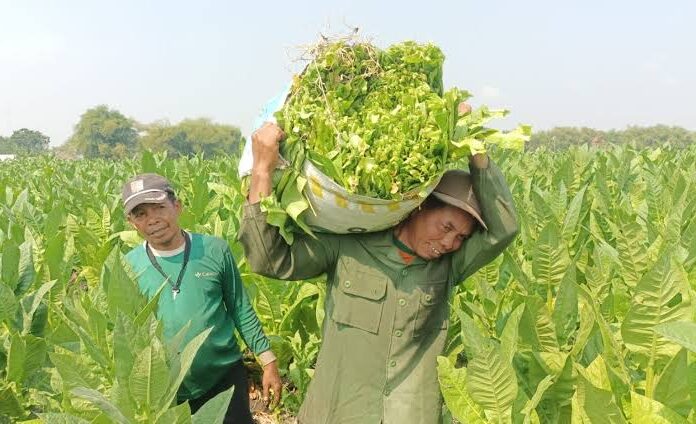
436;356;487;424
500;305;525;364
15;239;35;296
654;321;696;352
155;328;213;419
103;248;142;319
191;386;234;424
50;351;101;390
71;387;130;424
630;391;688;424
621;251;693;360
1;241;19;290
0;282;17;324
577;285;629;384
610;217;648;288
573;372;627;423
113;313;137;383
654;348;691;417
38;413;92;424
156;402;192;424
0;385;24;417
6;332;27;383
521;375;554;424
561;185;588;243
519;296;559;352
532;222;569;297
466;343;518;423
129;339;169;412
552;264;579;347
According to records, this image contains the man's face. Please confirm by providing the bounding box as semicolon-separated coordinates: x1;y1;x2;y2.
405;205;476;260
127;199;182;250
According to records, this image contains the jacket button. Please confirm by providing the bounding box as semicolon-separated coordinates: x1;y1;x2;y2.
401;269;408;276
394;330;403;337
389;360;397;367
398;299;406;306
344;281;351;288
425;294;433;302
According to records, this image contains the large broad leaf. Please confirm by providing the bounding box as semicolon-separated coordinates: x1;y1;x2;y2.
577;285;629;385
6;332;27;383
49;351;101;390
552;264;579;347
519;295;559;352
466;343;518;423
654;321;696;353
15;239;35;296
499;305;525;363
0;282;17;324
609;216;648;288
21;280;56;336
38;413;92;424
532;221;569;297
71;387;131;424
561;185;588;244
630;391;689;424
621;250;693;360
103;248;142;319
191;386;234;424
521;375;554;424
653;348;691;417
155;327;213;419
0;385;24;417
436;356;487;424
572;372;626;423
113;313;137;383
156;401;192;424
1;240;19;290
129;339;169;412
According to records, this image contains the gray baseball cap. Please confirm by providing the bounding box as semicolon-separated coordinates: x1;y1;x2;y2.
122;173;175;214
431;170;487;230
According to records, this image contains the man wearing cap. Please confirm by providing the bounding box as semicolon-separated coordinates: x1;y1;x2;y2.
121;174;282;423
238;102;519;424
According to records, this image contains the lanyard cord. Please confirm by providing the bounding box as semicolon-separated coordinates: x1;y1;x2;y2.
145;231;191;294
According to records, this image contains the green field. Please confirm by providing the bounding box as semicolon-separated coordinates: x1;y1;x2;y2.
1;145;695;423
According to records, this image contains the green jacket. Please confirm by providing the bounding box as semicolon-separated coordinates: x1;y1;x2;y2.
126;233;271;400
239;161;518;424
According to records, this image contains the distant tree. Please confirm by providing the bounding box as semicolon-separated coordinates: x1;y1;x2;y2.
528;127;605;150
140;118;243;157
529;125;695;150
67;105;139;158
0;135;11;154
605;125;695;148
8;128;50;154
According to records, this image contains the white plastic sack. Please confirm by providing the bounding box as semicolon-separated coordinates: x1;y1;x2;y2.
240;86;439;234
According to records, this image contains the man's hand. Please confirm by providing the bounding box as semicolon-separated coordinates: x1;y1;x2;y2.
458;102;472;116
249;122;285;203
261;361;282;409
251;122;285;174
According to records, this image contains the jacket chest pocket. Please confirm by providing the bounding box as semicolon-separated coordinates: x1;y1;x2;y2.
413;280;449;337
331;260;388;334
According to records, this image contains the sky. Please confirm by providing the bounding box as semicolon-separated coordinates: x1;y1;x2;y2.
1;0;694;147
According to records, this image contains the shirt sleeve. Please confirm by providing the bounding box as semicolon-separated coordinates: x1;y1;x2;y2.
449;159;520;284
221;245;271;356
238;202;340;280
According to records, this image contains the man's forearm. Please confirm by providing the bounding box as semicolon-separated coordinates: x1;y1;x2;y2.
248;169;273;204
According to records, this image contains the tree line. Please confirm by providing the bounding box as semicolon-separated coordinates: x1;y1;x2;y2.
2;107;694;157
527;125;696;150
1;105;244;159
